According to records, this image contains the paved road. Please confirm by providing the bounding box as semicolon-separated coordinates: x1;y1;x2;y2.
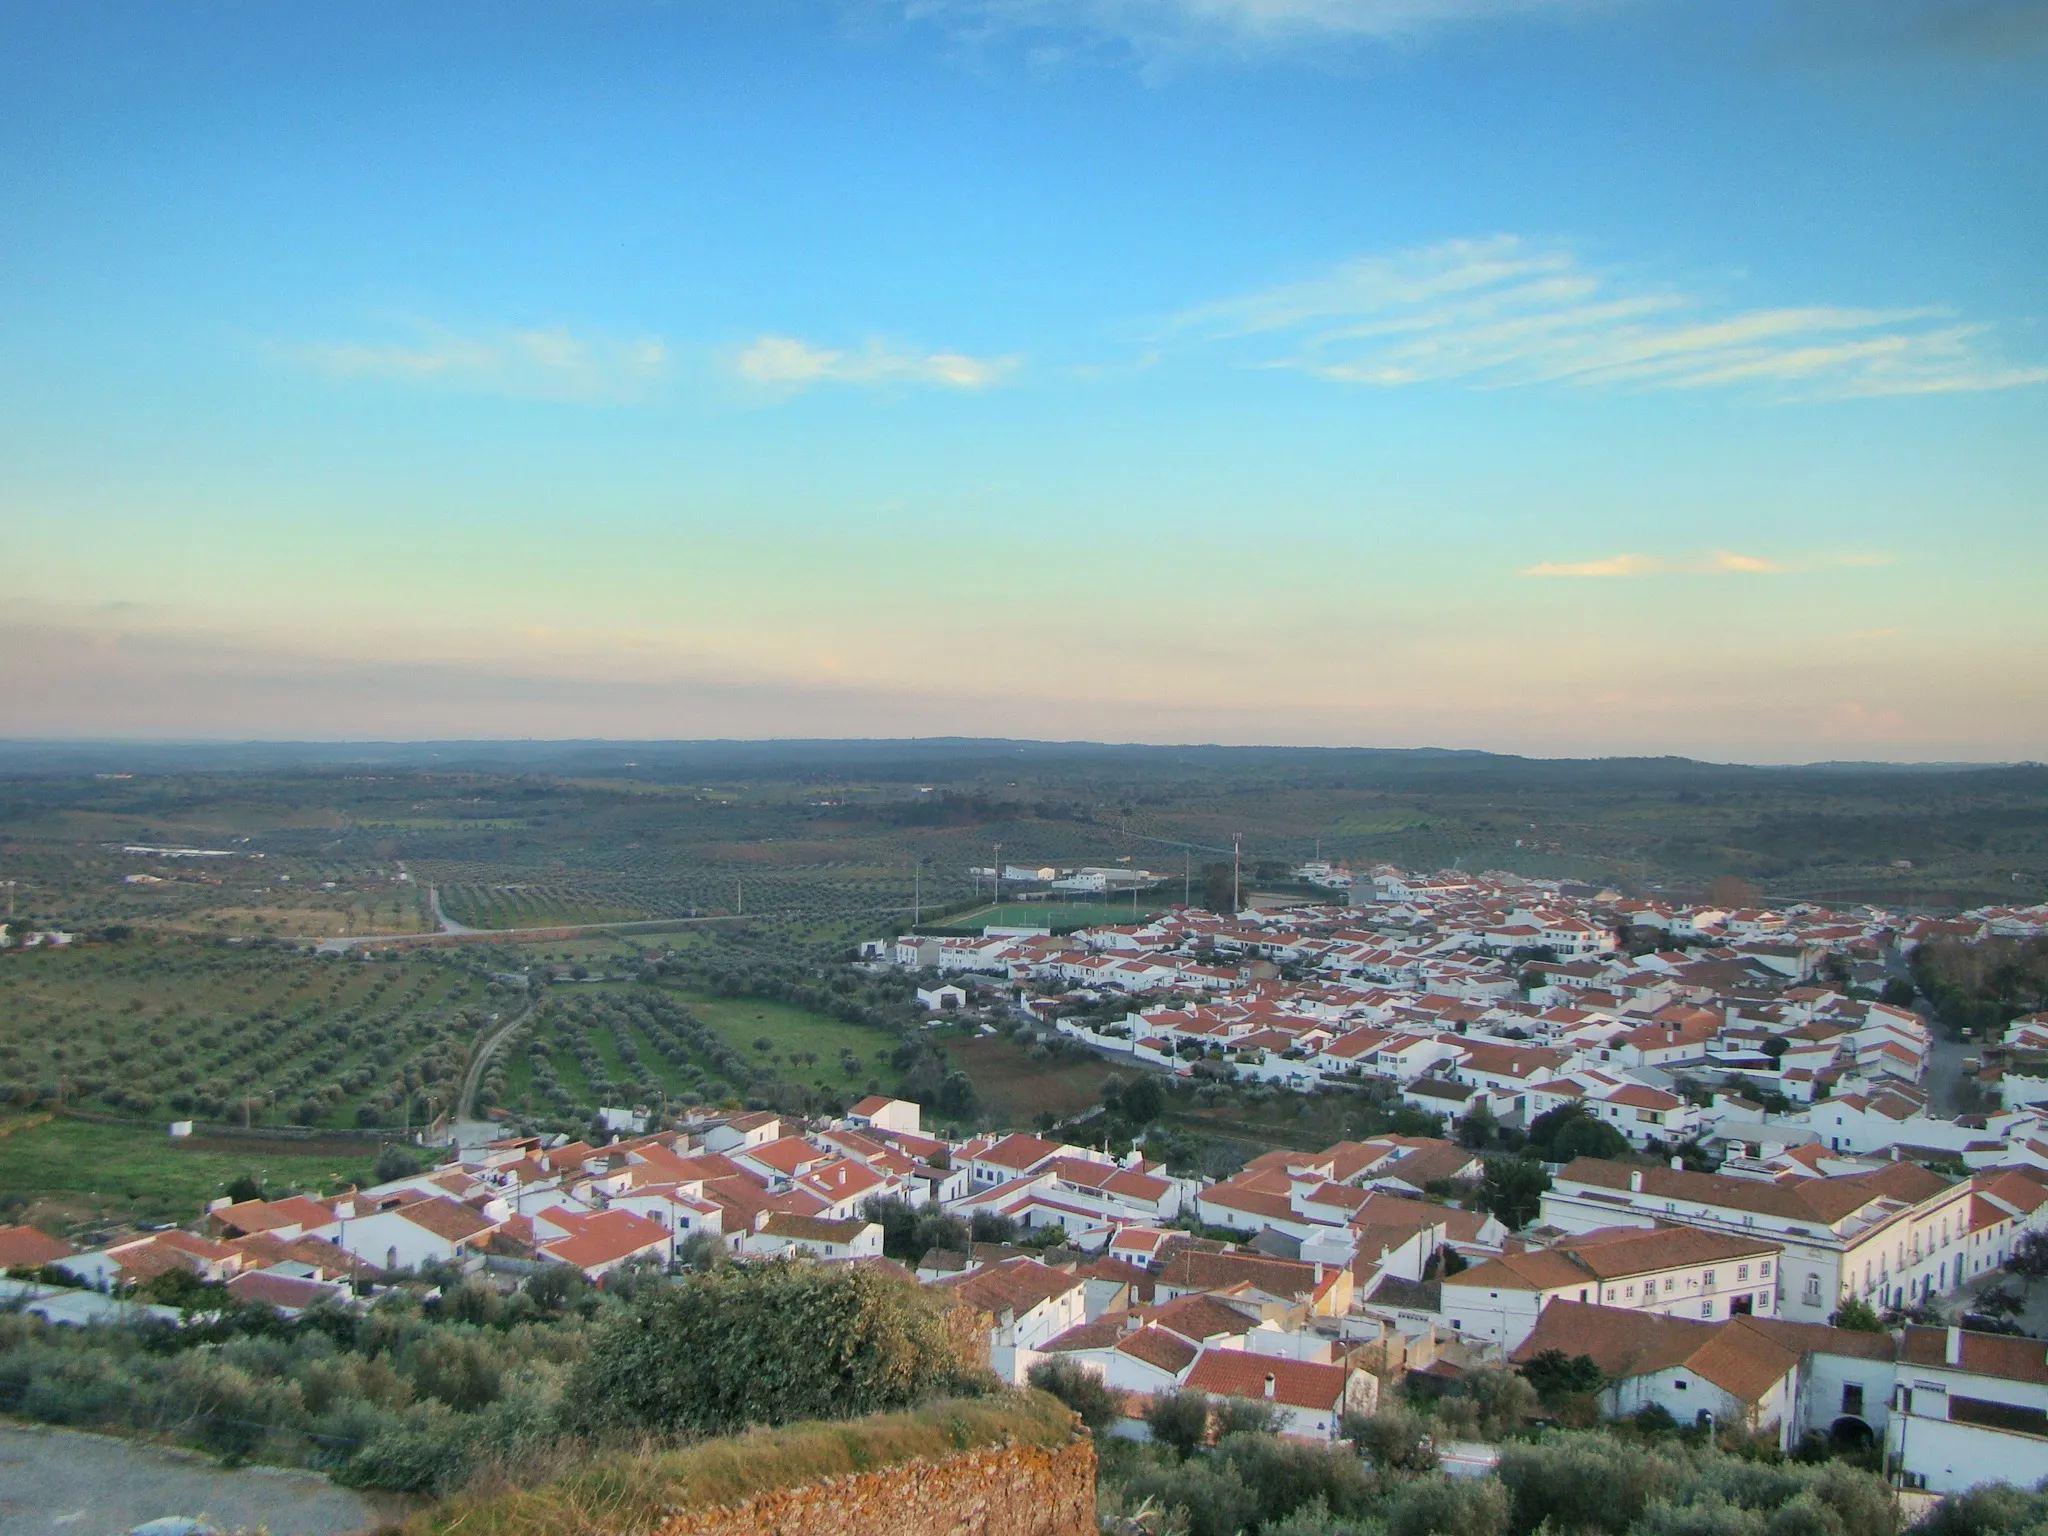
0;1424;382;1536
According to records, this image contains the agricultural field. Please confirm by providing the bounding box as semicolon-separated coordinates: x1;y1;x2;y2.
943;1032;1115;1128
927;898;1177;933
0;1112;381;1228
489;983;905;1134
0;936;514;1131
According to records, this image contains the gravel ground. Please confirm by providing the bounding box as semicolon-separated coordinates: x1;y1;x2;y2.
0;1423;385;1536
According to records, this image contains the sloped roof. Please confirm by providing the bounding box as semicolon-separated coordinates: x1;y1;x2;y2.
1509;1301;1801;1406
1185;1348;1350;1411
1555;1156;1953;1223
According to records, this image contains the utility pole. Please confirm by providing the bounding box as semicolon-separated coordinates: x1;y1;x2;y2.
1184;850;1190;907
737;877;744;915
1232;833;1243;914
913;859;921;926
993;843;1002;911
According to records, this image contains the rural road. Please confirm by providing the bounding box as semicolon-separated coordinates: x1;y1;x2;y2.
427;884;475;935
455;1000;537;1122
311;909;773;953
0;1423;382;1536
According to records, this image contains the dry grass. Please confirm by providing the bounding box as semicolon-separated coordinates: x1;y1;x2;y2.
405;1392;1077;1536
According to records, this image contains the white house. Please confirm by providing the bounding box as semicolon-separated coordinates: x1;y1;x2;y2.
1182;1349;1377;1442
742;1212;884;1261
1889;1325;2048;1493
1542;1156;1976;1323
1442;1224;1784;1350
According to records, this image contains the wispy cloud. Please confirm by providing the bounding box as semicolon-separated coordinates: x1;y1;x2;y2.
278;323;668;402
900;0;1600;64
1171;236;2048;399
733;335;1017;391
1519;550;1789;578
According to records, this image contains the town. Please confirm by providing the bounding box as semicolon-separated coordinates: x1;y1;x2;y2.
11;862;2048;1504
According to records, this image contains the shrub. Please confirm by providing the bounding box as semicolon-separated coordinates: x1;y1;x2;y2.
1349;1407;1438;1474
1146;1388;1212;1458
559;1259;977;1437
1385;1474;1511;1536
1027;1358;1118;1434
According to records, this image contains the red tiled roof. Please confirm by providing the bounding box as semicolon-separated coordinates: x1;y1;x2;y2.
1184;1349;1350;1411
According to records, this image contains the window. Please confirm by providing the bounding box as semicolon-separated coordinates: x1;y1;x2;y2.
1761;1261;1772;1278
1674;1379;1689;1391
1704;1269;1716;1286
1843;1384;1865;1417
1664;1277;1675;1292
1702;1301;1715;1317
1737;1265;1750;1281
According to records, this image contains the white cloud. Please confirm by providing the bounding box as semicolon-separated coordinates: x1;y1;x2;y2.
1518;549;1902;578
280;323;668;402
1172;236;2048;399
734;334;1017;391
1519;550;1786;578
901;0;1599;62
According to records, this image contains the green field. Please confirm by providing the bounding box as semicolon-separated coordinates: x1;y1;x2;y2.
0;1113;381;1226
665;989;893;1069
927;899;1173;933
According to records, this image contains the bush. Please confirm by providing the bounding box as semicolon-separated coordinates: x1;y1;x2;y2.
559;1259;977;1437
1349;1407;1438;1474
1385;1475;1511;1536
1147;1388;1212;1458
1027;1358;1118;1433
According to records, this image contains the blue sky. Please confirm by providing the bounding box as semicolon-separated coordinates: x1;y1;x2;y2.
2;0;2043;758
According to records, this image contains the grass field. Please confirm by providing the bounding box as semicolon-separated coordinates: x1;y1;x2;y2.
664;989;891;1069
0;1112;382;1226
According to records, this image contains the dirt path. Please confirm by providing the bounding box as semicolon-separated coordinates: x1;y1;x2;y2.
455;1000;536;1122
0;1422;387;1536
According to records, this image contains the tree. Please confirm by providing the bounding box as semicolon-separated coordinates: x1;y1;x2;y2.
560;1259;978;1436
1344;1406;1437;1472
1524;1103;1629;1163
374;1143;422;1183
1027;1358;1118;1433
1201;863;1236;914
1145;1388;1211;1458
1476;1156;1550;1230
1212;1397;1283;1437
1459;1100;1499;1150
1119;1074;1165;1127
1829;1296;1885;1333
224;1173;264;1204
2010;1231;2048;1279
1517;1348;1605;1405
1880;979;1916;1009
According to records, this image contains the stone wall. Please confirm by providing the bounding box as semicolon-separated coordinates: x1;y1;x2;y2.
651;1437;1096;1536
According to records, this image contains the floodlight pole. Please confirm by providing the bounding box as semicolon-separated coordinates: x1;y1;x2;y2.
913;859;921;926
992;843;1001;911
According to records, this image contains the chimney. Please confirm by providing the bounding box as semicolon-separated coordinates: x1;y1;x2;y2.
1629;1170;1644;1193
1671;1156;1684;1171
1264;1372;1277;1399
1946;1327;1962;1365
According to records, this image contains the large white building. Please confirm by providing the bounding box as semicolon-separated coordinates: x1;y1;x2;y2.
1442;1223;1784;1349
1542;1156;1976;1324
